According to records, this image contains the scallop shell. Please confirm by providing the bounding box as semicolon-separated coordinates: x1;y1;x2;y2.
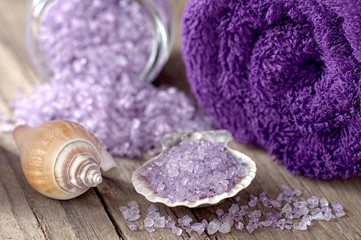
13;120;117;200
132;130;257;208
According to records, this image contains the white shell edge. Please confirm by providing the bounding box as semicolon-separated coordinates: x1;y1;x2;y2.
131;130;257;208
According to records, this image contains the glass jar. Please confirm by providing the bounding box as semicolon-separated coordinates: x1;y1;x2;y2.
26;0;176;83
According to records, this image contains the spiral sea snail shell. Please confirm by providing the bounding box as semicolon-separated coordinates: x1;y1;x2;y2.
12;120;118;200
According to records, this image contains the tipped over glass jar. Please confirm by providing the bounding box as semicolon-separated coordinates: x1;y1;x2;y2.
27;0;176;83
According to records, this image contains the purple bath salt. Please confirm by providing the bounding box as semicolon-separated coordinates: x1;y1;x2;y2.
331;201;343;212
154;217;166;228
139;139;249;202
178;215;193;227
118;185;345;236
207;219;221;235
128;224;137;231
171;226;182;236
307;196;319;208
165;216;176;229
119;201;141;222
144;218;154;228
191;222;206;235
216;209;225;217
10;0;213;158
228;204;240;215
235;222;244;230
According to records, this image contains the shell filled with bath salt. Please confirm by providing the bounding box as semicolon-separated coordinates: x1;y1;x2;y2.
132;130;257;208
12;120;117;200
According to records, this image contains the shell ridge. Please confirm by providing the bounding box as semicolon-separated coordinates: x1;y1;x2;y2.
54;139;102;194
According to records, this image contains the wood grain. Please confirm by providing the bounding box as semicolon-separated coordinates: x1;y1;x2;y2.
0;0;360;240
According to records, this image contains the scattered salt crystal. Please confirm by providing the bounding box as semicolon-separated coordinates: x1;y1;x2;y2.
165;216;175;229
277;193;284;202
271;199;281;208
302;216;312;226
307;196;319;208
191;222;205;235
293;201;307;209
128;201;139;208
249;200;257;207
147;212;160;220
312;212;324;220
121;208;132;220
262;220;272;227
207;219;221;235
285;212;294;219
154;217;166;228
179;215;193;226
331;201;343;212
293;221;308;230
201;219;208;227
190;237;196;240
128;224;137;231
294;189;302;197
229;204;240;214
284;220;293;230
259;191;267;202
298;207;310;217
128;213;141;222
147;204;158;213
235;222;244;230
248;195;258;207
219;222;231;233
235;196;241;201
281;203;292;214
323;208;334;221
320;197;329;208
246;222;258;233
277;219;286;230
144;218;154;228
184;226;192;234
146;226;155;233
336;210;345;218
216;209;225;216
266;211;281;222
119;206;128;212
248;210;262;220
172;226;182;236
310;207;321;216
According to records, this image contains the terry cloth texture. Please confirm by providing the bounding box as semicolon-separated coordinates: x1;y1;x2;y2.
182;0;361;179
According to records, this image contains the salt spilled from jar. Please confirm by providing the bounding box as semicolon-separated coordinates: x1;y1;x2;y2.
26;0;176;83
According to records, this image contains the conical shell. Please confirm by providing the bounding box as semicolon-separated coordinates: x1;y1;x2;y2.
132;130;257;208
13;120;116;200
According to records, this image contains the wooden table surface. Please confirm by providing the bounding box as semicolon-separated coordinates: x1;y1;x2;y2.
0;1;361;239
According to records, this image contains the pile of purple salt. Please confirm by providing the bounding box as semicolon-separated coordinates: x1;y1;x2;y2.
138;139;249;202
118;185;345;237
8;0;213;157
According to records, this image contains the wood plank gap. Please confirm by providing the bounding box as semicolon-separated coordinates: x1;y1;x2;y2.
94;187;124;240
31;211;51;240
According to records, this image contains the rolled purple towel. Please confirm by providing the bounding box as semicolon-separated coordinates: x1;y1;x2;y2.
182;0;361;179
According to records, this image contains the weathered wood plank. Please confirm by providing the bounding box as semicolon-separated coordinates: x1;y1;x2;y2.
0;147;45;240
0;140;120;240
